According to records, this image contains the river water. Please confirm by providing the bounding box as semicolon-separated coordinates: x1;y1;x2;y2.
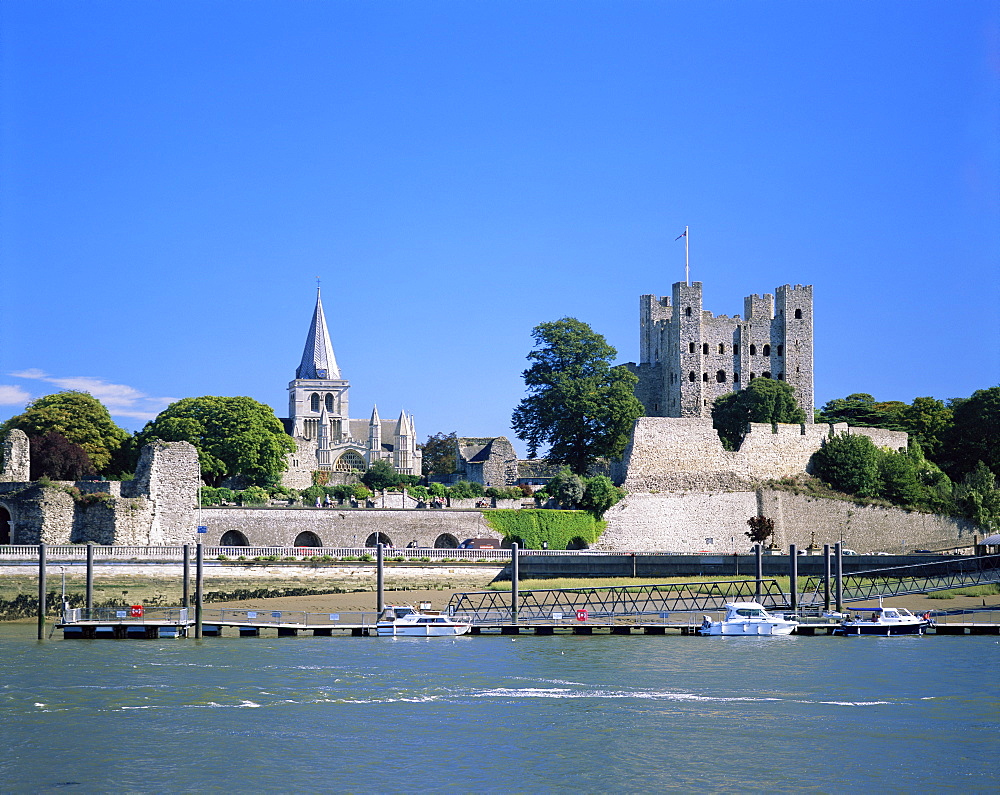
0;623;996;793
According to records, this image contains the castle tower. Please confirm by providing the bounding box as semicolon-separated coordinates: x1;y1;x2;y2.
367;405;382;465
288;288;350;442
631;281;814;422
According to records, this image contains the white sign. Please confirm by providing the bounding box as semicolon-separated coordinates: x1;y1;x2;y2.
329;614;339;621
552;612;563;620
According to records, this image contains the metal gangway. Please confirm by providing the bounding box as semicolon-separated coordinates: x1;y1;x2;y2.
802;553;1000;604
447;578;791;625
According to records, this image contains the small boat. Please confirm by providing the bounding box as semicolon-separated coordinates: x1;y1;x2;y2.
376;605;472;637
834;603;931;636
698;601;799;636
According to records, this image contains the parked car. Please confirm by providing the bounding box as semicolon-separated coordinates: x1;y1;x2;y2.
841;549;858;555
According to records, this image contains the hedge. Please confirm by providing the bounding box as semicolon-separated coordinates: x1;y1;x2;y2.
481;509;604;549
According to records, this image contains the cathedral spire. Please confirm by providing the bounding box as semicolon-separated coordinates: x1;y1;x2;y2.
296;288;340;380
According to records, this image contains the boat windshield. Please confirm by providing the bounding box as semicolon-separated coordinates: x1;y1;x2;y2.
732;608;767;618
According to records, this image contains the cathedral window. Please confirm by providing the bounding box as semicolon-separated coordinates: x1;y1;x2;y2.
310;393;320;412
716;370;726;383
702;343;709;355
749;345;757;356
763;344;771;356
795;309;803;319
689;371;696;382
689;342;696;354
325;393;334;412
335;450;366;472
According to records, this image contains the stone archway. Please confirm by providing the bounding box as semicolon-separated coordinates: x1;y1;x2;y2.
434;533;458;549
294;531;322;547
365;532;393;548
566;536;590;550
0;506;10;545
220;530;249;547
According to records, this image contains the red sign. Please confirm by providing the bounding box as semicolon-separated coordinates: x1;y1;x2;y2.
576;608;588;622
129;605;144;618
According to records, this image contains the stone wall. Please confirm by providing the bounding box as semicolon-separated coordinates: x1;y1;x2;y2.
619;417;908;492
0;430;30;482
199;507;500;548
598;488;975;554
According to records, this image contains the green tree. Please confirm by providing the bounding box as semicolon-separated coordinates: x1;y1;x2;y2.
877;449;924;506
419;432;457;476
1;391;130;475
745;515;775;545
360;458;399;492
899;397;952;460
448;480;485;499
29;431;96;481
138;396;295;487
811;433;882;497
942;386;1000;481
712;378;807;450
548;466;585;508
816;393;907;429
953;461;1000;534
511;318;643;474
578;475;625;518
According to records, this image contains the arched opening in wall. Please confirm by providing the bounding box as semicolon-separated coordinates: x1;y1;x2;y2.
310;393;320;412
795;309;803;319
365;532;393;548
325;393;334;412
335;450;366;472
733;344;739;355
566;537;590;550
0;506;10;544
702;372;709;382
733;372;740;383
749;344;757;356
749;373;756;381
763;344;771;356
689;342;695;353
777;345;783;356
718;343;725;354
220;530;249;547
434;533;458;549
294;531;322;547
702;343;709;355
716;370;726;383
501;535;526;549
777;373;785;380
762;372;772;379
685;307;692;316
689;371;696;382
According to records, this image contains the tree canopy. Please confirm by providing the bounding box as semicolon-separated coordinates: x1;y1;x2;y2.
29;431;96;481
511;318;644;475
419;431;457;476
1;391;131;475
712;378;806;450
941;386;1000;481
137;396;295;487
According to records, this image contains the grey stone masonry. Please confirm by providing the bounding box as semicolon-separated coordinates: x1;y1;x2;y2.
629;282;814;422
1;429;30;482
619;417;908;493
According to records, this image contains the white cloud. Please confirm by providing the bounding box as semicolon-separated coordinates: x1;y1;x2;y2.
7;370;174;424
0;385;31;405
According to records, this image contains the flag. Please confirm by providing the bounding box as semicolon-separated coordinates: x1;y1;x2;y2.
674;230;686;240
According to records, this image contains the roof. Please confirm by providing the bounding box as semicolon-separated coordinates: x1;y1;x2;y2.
296;289;340;380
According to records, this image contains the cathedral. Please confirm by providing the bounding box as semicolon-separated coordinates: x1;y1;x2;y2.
280;290;422;489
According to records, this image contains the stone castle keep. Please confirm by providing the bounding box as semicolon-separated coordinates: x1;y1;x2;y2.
629;281;814;421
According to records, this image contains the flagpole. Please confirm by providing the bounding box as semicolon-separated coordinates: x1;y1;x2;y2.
685;225;690;285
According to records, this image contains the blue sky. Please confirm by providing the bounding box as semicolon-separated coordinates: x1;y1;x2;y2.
2;1;998;457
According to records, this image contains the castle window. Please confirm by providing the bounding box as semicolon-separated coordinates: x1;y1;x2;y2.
653;403;659;412
310;393;320;412
749;344;757;356
749;373;755;381
777;372;785;380
718;343;725;354
685;307;692;316
702;343;709;355
733;344;739;356
335;450;366;472
689;342;696;354
763;344;771;357
702;372;709;382
716;370;726;383
325;393;334;412
689;371;696;382
795;309;803;319
777;345;783;357
762;371;772;379
733;372;740;383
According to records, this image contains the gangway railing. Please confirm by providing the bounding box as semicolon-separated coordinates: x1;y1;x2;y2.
801;554;1000;603
448;579;791;624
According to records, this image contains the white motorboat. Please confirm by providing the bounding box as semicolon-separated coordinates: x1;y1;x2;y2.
698;601;799;636
834;604;931;636
376;605;472;637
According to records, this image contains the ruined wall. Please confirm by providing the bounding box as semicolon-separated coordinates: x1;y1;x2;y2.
619;417;909;492
199;508;497;548
599;489;975;554
123;441;199;544
0;430;30;482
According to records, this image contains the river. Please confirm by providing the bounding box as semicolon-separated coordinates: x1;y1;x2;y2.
0;623;996;793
